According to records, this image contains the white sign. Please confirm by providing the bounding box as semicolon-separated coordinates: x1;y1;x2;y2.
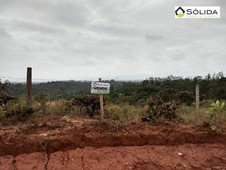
175;6;220;19
91;82;110;94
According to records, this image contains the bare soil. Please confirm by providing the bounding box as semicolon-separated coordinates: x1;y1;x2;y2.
0;114;226;169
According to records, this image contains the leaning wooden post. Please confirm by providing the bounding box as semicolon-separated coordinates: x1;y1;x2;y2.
26;67;32;109
99;78;104;120
195;84;200;119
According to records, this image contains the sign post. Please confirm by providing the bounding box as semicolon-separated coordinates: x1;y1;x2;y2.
99;78;104;120
26;67;32;109
91;79;110;120
196;84;200;119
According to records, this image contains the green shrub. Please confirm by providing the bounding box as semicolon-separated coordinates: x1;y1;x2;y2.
142;95;179;123
0;80;14;105
69;95;104;117
200;100;215;107
0;106;6;118
210;100;225;112
209;100;225;130
35;94;49;112
178;91;194;106
2;97;33;118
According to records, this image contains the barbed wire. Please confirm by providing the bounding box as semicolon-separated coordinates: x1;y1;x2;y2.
0;76;69;82
0;74;147;83
0;76;112;82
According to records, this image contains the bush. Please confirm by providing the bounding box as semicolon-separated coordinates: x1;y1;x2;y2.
35;94;49;113
158;89;194;106
0;106;6;118
69;95;105;117
200;99;215;107
141;88;194;123
3;98;33;118
143;96;179;123
209;100;225;130
0;80;14;105
178;91;194;106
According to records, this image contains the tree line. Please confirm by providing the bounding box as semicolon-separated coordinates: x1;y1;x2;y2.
111;72;226;105
4;72;226;105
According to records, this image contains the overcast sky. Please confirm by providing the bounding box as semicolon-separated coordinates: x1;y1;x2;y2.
0;0;225;82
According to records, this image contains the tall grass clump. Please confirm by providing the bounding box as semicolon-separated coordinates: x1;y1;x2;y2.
105;103;146;123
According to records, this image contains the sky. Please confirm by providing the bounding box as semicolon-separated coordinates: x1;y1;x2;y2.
0;0;225;82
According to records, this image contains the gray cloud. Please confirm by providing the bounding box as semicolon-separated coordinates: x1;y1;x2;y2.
52;1;90;27
0;0;225;81
145;34;163;42
0;28;11;38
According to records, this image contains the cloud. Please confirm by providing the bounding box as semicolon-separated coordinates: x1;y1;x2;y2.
145;34;163;42
0;28;12;38
0;0;225;81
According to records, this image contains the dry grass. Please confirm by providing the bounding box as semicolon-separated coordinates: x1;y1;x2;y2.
105;103;147;123
176;105;226;125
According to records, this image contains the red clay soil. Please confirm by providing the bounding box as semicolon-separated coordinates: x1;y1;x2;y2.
1;144;226;170
0;115;226;169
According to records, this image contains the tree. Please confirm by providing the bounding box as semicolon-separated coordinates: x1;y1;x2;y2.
0;80;14;105
57;87;65;99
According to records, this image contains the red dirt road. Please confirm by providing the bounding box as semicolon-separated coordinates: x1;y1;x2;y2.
0;115;226;169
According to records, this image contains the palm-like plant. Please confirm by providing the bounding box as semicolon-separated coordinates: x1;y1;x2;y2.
209;100;225;130
210;100;225;112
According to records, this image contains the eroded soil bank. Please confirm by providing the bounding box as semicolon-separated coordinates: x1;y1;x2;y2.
0;115;226;169
1;144;226;170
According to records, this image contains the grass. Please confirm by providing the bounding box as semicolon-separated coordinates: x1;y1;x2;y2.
176;104;226;125
1;95;226;127
105;103;147;123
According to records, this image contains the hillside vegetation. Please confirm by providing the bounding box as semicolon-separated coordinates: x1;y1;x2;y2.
1;72;226;125
6;72;226;103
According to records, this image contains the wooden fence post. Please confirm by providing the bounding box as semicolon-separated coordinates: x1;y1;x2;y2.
99;78;104;120
26;67;32;109
195;84;200;119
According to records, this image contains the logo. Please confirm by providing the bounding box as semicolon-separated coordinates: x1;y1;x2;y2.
175;6;220;19
175;7;185;18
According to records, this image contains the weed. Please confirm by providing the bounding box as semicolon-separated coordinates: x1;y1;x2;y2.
209;100;225;130
35;94;49;113
0;106;6;118
41;140;49;152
